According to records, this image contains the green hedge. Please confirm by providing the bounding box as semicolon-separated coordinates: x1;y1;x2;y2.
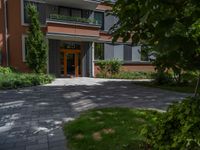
0;73;54;90
96;71;153;79
0;67;54;90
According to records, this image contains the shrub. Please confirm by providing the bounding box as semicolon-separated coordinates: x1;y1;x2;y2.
96;59;122;77
0;67;13;74
96;71;153;79
143;97;200;150
152;71;173;85
0;73;54;90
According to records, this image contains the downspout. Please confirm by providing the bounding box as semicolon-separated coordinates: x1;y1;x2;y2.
3;0;8;66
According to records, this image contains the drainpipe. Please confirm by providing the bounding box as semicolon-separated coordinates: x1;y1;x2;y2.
3;0;8;66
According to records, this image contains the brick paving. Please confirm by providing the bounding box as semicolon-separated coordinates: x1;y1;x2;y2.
0;78;189;150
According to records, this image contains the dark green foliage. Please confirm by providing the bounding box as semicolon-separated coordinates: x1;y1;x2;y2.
0;71;54;90
96;71;153;80
143;97;200;150
111;0;200;94
0;66;12;74
96;59;122;77
152;71;173;85
26;4;47;73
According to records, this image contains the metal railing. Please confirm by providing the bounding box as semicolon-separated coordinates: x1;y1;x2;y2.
48;14;101;27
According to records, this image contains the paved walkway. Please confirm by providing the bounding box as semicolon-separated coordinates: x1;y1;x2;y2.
0;78;189;150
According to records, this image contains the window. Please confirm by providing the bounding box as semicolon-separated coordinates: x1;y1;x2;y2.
22;35;28;62
71;9;82;18
94;12;104;29
95;43;104;60
141;48;150;61
24;0;46;25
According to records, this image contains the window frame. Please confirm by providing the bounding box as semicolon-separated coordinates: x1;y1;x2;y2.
22;35;28;62
94;43;105;61
21;0;46;26
94;11;104;30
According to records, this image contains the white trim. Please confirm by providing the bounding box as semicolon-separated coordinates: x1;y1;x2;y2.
22;34;28;62
91;41;95;77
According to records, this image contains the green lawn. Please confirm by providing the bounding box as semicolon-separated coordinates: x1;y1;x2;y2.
64;108;160;150
135;81;198;94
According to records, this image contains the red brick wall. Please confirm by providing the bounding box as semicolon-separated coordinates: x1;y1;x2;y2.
6;0;30;71
0;0;5;65
94;63;155;77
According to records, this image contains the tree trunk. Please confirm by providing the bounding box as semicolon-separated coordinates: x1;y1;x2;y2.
194;74;200;97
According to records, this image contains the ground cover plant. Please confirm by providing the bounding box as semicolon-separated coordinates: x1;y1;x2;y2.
96;71;153;80
64;108;160;150
0;67;54;90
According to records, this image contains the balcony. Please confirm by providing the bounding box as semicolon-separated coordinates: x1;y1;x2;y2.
47;14;101;28
46;0;101;10
46;14;101;41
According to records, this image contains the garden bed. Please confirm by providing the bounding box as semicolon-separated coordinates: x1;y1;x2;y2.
0;67;54;90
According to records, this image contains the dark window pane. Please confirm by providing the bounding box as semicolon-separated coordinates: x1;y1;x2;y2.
24;37;28;60
71;9;81;17
59;7;70;16
94;12;104;29
24;1;31;24
82;10;91;19
24;0;46;25
95;43;104;60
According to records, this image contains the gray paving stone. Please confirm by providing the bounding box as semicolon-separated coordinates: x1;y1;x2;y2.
0;78;190;150
26;143;48;150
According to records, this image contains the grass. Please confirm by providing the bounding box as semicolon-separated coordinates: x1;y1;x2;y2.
135;81;198;94
96;71;153;80
64;108;160;150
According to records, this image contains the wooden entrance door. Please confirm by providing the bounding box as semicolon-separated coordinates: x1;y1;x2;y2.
60;49;81;77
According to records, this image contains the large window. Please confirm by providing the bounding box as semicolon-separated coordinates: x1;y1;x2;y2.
95;43;104;60
94;12;104;29
24;0;46;25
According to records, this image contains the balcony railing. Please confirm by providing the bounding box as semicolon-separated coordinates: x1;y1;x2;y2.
48;14;101;27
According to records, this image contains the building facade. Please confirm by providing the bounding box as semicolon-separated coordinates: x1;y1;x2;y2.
0;0;154;77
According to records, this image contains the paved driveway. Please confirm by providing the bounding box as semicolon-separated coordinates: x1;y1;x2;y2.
0;78;189;150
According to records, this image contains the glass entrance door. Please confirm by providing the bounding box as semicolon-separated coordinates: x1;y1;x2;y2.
66;53;75;76
60;49;81;77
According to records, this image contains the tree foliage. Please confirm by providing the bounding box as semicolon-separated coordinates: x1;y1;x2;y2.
111;0;200;94
26;4;47;73
142;97;200;149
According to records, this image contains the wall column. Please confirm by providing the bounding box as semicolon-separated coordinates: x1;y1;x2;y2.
91;41;95;77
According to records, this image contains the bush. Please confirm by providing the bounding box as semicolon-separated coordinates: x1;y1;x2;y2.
0;73;54;90
0;67;13;74
152;71;173;85
143;97;200;150
96;59;122;77
96;71;153;79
